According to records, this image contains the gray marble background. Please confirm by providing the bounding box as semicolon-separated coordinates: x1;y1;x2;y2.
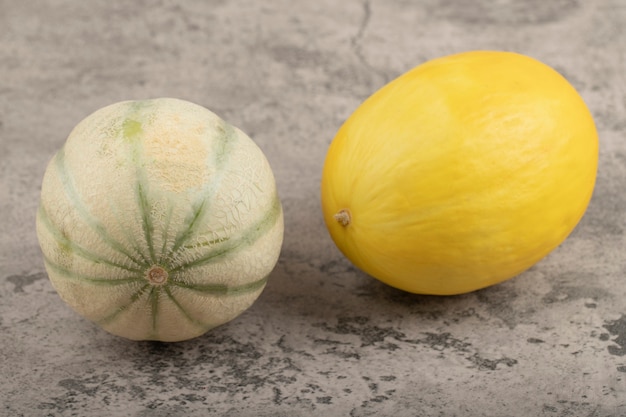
1;1;625;416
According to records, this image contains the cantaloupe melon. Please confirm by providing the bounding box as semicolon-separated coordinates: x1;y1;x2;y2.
36;98;283;341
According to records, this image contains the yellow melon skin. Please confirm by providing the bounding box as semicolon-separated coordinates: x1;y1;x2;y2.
321;51;598;295
36;98;284;341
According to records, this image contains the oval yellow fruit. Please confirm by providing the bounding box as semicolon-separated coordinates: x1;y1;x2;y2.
36;98;284;341
321;51;598;295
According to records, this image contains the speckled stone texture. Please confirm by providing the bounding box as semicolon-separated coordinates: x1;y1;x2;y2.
1;1;625;416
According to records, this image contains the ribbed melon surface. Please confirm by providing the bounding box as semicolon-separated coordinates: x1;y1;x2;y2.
36;98;283;341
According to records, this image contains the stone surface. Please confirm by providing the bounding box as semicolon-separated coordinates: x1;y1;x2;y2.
1;1;625;416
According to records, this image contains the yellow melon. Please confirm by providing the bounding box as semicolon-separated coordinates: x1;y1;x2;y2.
321;51;598;295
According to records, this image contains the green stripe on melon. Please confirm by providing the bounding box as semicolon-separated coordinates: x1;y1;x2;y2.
36;98;284;342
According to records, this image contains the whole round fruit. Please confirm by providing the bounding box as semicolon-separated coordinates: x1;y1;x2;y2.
36;98;284;341
321;51;598;295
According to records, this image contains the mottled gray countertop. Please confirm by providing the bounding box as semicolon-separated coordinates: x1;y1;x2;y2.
1;1;625;416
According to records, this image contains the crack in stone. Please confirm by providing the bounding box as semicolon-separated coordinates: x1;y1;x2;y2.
350;0;389;84
351;0;371;48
